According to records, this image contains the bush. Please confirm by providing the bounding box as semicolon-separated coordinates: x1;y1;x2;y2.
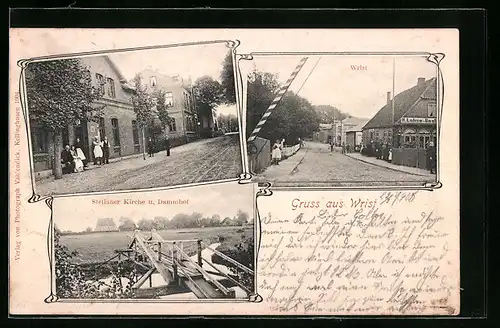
212;236;254;292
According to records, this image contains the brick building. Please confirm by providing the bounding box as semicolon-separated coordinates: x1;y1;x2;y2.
139;69;217;142
30;55;145;174
362;77;437;149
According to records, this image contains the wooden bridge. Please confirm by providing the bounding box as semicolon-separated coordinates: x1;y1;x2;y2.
108;230;254;299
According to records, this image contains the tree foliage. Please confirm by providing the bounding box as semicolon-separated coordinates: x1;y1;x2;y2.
258;91;321;144
118;217;137;231
314;104;348;123
246;70;281;138
130;74;154;129
153;89;172;130
25;58;106;178
193;76;225;119
220;50;237;104
217;113;239;132
25;58;105;132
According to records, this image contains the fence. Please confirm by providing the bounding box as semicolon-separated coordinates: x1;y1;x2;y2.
281;144;301;158
248;136;271;174
390;148;428;170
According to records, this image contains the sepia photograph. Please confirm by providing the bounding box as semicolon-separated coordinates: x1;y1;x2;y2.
245;55;439;187
25;41;242;196
52;183;255;300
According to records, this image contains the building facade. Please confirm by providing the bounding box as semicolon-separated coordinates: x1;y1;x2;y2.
362;77;437;149
140;69;206;142
30;55;145;173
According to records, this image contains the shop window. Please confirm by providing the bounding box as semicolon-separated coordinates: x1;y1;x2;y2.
107;78;116;98
111;118;120;147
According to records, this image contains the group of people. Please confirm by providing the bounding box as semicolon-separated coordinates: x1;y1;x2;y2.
60;136;110;174
147;136;171;157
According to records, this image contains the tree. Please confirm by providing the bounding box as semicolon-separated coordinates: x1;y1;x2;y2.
221;217;233;226
220;50;236;104
153;216;169;230
234;210;250;226
138;218;154;231
118;217;136;231
131;74;155;158
259;91;321;144
154;89;173;139
246;70;280;138
218;113;239;133
193;76;225;131
85;227;93;233
25;59;105;179
314;104;348;123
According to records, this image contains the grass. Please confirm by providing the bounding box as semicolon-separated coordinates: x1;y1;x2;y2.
60;225;254;265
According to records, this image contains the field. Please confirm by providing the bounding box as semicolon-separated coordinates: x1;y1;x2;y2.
60;225;254;265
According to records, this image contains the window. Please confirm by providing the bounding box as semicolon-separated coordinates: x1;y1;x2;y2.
107;78;116;98
169;118;177;132
96;73;105;95
428;102;437;117
150;76;157;87
111;118;120;148
31;127;48;154
132;120;140;153
165;92;173;107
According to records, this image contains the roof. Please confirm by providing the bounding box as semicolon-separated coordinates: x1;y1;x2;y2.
342;117;369;127
104;55;136;91
363;77;437;129
345;120;369;133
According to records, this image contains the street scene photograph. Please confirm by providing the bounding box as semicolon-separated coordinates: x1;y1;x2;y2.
53;182;255;300
26;42;243;196
244;55;439;187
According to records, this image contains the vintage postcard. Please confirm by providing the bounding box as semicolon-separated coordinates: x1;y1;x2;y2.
9;28;459;316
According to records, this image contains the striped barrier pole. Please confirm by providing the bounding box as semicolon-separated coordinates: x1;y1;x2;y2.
247;57;309;142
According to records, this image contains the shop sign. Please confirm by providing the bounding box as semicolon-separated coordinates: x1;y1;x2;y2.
400;117;436;124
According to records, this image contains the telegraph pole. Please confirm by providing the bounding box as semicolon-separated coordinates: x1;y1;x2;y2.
392;57;396;147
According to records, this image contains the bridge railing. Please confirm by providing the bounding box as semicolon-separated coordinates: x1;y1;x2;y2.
173;242;233;297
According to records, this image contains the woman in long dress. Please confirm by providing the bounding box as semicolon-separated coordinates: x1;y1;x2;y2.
271;139;282;165
93;136;103;165
70;145;84;172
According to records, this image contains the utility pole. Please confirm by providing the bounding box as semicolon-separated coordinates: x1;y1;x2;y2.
392;57;396;147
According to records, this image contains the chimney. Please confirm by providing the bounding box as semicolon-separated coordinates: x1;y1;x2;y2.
387;91;391;105
417;77;425;86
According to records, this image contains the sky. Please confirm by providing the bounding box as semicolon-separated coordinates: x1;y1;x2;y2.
53;183;254;233
249;55;437;118
109;44;236;116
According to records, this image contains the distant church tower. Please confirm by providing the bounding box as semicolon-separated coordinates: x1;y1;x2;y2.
94;218;118;232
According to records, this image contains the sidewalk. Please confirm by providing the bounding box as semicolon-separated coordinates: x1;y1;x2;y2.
34;152;148;181
255;148;308;180
345;152;433;177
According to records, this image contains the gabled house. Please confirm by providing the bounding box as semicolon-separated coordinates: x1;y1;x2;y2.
30;55;144;174
139;69;200;142
362;77;437;149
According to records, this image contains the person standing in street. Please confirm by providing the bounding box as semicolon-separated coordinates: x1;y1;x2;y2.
426;141;437;174
102;136;110;164
271;139;282;165
165;135;171;156
147;137;154;157
92;136;103;165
